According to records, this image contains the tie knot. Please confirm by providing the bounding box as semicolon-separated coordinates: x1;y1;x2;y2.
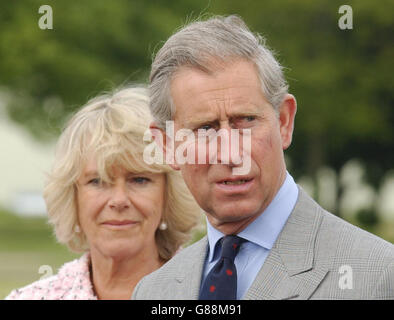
220;235;245;260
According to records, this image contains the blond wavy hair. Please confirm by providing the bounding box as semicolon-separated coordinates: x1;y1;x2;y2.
43;86;202;261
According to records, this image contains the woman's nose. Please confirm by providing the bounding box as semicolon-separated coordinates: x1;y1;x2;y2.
108;183;131;211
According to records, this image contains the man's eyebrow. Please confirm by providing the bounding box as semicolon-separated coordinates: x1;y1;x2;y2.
183;118;218;128
229;110;262;117
182;105;264;126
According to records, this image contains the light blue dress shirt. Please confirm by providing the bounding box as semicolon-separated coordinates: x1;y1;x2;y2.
202;172;299;299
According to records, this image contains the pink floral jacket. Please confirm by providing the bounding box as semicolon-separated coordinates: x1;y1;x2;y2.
5;253;97;300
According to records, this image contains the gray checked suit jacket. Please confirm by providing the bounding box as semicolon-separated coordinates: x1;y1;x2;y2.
133;187;394;300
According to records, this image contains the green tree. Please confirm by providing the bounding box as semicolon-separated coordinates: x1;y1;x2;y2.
0;0;201;139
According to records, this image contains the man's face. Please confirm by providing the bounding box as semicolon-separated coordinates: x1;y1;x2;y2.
167;59;296;234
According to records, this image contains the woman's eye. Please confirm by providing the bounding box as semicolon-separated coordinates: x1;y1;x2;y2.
88;178;101;185
132;177;151;184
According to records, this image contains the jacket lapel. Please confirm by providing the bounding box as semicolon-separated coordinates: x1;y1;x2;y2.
243;187;328;300
174;236;208;299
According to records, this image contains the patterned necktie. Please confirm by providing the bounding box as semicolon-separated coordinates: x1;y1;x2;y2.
199;235;245;300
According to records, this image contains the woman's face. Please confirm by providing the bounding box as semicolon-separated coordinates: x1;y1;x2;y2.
76;156;166;260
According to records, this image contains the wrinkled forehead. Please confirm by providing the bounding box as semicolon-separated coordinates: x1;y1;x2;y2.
170;59;267;125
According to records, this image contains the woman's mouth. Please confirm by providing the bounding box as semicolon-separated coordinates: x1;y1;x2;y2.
101;220;138;229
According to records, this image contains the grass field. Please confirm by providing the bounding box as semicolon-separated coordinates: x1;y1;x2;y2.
0;209;79;299
0;208;392;300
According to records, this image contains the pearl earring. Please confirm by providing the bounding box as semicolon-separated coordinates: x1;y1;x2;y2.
159;221;167;231
74;225;81;233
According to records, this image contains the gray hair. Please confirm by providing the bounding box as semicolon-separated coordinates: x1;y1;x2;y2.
149;15;289;129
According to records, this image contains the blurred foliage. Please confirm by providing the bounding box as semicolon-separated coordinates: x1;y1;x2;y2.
0;0;393;212
355;208;380;230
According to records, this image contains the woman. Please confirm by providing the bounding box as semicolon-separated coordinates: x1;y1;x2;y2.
5;86;202;300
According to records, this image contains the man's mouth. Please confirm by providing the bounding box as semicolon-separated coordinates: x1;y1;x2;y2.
220;179;251;185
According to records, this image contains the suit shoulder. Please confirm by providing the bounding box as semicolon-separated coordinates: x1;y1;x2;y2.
132;236;208;299
157;236;208;275
317;209;394;266
310;209;394;298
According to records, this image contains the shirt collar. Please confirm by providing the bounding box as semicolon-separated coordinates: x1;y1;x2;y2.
206;172;299;262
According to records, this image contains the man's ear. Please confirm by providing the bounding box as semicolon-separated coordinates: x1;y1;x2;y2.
278;94;297;150
150;121;180;171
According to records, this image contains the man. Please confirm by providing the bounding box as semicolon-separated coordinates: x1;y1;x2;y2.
133;15;393;299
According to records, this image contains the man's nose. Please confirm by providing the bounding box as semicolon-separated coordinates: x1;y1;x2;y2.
215;125;243;166
108;183;131;211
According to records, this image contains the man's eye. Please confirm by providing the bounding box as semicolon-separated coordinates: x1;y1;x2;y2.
244;116;256;122
199;124;212;131
232;116;256;128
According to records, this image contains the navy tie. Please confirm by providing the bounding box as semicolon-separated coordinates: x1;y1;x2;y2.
199;235;245;300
